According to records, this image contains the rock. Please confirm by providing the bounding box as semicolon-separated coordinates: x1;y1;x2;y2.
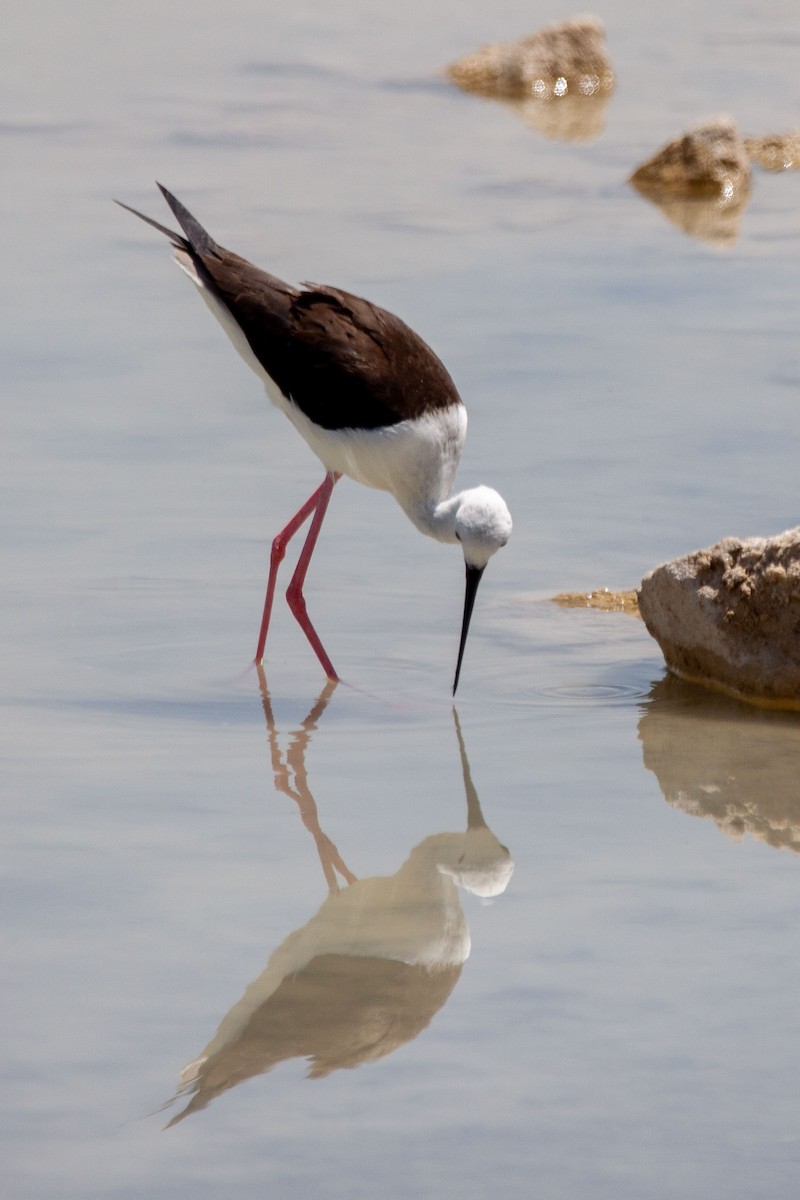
446;14;614;99
629;116;752;245
743;130;800;172
638;527;800;707
629;115;751;197
446;15;615;143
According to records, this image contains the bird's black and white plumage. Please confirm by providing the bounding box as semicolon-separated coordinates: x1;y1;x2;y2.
117;185;512;691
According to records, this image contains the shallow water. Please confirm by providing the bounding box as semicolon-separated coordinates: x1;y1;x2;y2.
4;0;800;1196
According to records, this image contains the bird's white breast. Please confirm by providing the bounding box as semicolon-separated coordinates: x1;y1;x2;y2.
282;402;467;510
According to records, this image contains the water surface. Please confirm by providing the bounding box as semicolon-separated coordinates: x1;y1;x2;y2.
3;1;800;1197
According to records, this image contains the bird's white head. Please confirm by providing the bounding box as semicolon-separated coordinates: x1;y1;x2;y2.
452;486;512;695
454;485;512;569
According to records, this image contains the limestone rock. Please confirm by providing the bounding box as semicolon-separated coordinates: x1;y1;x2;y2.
638;527;800;706
629;116;752;244
446;15;615;143
629;115;751;197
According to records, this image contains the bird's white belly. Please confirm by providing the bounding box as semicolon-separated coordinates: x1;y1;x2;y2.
281;400;467;506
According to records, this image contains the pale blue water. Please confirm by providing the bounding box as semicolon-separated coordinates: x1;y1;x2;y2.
3;1;800;1196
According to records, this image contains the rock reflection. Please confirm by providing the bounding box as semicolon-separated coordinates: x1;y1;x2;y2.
628;185;749;247
501;90;613;144
638;674;800;850
164;671;513;1125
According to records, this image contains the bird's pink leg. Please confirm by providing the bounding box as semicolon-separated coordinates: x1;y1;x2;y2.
254;472;340;674
285;472;340;679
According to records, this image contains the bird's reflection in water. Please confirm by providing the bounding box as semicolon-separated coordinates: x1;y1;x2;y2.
164;669;513;1126
639;674;800;852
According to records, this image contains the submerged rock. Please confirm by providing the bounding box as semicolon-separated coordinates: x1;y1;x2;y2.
743;130;800;172
553;589;640;614
638;527;800;707
446;15;615;143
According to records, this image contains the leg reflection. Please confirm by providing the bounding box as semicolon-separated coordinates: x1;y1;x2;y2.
257;665;356;891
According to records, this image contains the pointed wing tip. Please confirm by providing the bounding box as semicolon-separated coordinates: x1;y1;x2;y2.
113;197;138;215
114;194;187;247
154;184;218;256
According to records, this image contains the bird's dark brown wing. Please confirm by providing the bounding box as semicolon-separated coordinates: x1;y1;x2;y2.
196;250;462;431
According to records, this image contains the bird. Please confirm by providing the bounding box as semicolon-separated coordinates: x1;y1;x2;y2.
116;185;512;692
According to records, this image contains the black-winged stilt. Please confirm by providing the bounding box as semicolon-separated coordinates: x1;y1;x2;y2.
117;185;512;692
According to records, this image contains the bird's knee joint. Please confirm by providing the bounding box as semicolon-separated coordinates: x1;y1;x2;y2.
286;583;306;613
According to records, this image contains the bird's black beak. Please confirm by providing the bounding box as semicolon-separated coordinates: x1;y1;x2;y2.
453;563;485;695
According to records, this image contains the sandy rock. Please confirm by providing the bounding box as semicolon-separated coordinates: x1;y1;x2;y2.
638;527;800;707
630;115;751;197
629;116;752;245
446;15;615;143
447;15;614;99
630;122;800;241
